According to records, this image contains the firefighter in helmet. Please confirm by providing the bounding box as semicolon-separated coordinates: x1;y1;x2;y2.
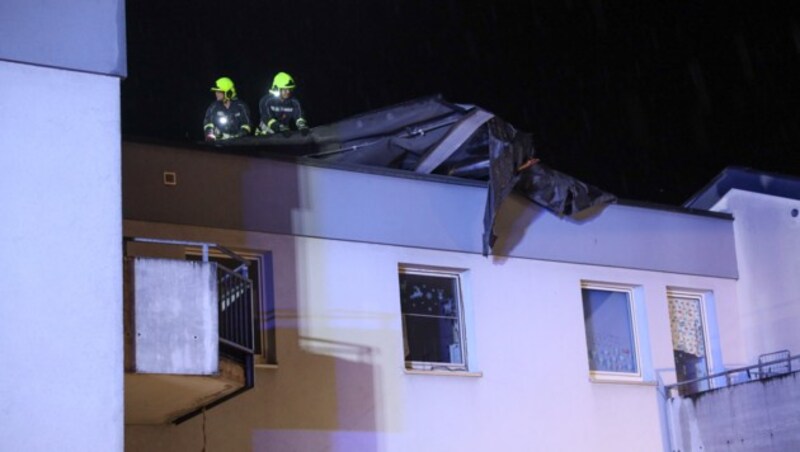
255;71;309;136
203;77;252;141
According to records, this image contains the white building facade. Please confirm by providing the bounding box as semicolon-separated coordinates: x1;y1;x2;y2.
0;1;126;451
3;2;797;448
123;142;745;451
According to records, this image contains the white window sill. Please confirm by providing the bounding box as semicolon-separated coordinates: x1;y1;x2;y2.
588;377;657;386
404;369;483;378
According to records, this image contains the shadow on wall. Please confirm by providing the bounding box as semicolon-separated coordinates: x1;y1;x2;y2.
490;194;544;257
238;152;381;451
490;189;612;261
124;331;381;452
122;142;382;450
237;145;381;450
251;334;380;451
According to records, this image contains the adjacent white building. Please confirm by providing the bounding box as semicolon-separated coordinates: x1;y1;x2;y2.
686;168;800;362
0;1;125;451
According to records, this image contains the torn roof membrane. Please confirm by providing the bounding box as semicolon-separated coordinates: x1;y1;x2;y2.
215;95;616;255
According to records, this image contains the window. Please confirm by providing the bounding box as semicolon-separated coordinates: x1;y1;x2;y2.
668;290;711;393
581;283;643;381
398;266;467;371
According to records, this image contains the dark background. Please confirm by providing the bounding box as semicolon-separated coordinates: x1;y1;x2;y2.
123;1;800;205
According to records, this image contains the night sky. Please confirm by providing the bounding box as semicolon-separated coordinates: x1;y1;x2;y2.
123;1;800;205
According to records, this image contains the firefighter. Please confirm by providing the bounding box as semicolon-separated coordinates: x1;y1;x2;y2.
255;71;309;136
203;77;252;141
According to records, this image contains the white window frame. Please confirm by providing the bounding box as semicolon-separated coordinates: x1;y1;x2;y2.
666;289;717;382
398;265;469;372
581;282;646;383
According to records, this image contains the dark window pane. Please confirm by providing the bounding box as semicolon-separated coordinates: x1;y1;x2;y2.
399;271;464;367
404;316;461;363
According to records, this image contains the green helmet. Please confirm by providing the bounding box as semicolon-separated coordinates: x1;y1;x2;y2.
211;77;237;101
271;72;296;90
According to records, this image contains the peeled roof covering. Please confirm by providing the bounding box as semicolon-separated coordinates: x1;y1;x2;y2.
214;95;616;255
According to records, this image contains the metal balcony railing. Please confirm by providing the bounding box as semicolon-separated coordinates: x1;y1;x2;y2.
665;350;796;398
217;263;254;354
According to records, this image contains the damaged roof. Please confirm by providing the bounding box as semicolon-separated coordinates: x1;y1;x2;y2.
211;95;616;255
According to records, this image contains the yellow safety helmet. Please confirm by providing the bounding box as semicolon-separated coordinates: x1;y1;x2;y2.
271;72;296;91
211;77;237;101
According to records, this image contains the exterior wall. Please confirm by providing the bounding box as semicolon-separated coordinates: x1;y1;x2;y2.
0;0;126;76
713;189;800;361
0;61;122;451
123;141;738;279
124;220;739;452
668;372;800;451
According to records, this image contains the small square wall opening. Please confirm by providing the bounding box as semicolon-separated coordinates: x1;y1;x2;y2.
163;171;177;186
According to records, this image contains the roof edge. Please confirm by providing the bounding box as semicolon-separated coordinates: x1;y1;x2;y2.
684;166;800;210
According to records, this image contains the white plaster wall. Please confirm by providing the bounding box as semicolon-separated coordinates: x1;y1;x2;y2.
714;189;800;361
0;61;122;451
123;140;739;279
124;221;739;452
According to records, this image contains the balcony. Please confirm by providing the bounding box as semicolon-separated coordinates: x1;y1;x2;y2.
665;351;800;450
123;239;255;424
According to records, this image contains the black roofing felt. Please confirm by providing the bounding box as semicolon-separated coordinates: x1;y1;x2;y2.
212;96;617;255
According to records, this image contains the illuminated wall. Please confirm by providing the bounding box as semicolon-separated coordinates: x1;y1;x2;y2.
713;189;800;360
0;1;125;450
122;145;742;451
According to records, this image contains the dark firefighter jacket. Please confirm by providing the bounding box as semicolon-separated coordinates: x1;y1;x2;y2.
203;99;252;139
258;96;306;132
